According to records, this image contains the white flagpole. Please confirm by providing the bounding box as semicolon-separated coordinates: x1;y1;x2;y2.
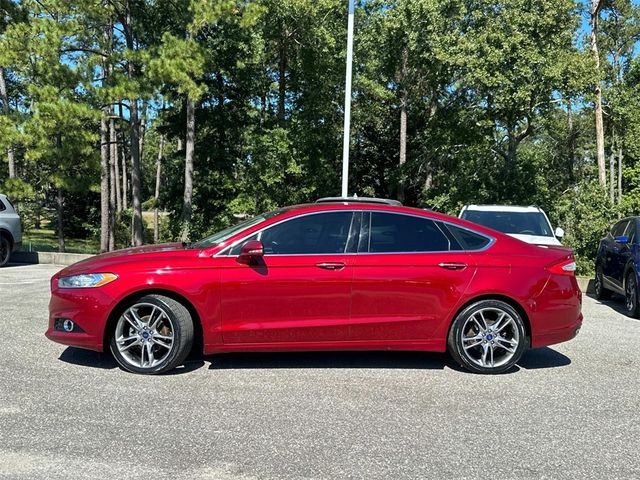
341;0;355;198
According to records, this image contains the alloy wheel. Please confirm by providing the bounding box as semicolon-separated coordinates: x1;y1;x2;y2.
114;302;175;369
0;237;9;267
460;307;520;369
625;275;637;313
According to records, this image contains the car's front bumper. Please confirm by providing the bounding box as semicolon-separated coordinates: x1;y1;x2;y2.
46;284;114;352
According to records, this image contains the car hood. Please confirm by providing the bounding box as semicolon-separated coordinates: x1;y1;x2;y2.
57;243;189;277
506;233;562;246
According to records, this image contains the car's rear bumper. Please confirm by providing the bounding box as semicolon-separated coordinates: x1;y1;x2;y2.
531;313;582;348
530;275;583;348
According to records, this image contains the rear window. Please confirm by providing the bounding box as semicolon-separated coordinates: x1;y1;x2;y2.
461;210;553;237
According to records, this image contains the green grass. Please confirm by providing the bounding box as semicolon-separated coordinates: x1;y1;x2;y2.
21;229;100;254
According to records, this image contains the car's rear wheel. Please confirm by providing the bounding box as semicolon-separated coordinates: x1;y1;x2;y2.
624;272;639;318
594;265;611;300
447;300;527;374
0;235;10;267
110;294;194;374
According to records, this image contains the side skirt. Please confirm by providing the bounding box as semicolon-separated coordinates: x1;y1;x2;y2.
204;339;446;355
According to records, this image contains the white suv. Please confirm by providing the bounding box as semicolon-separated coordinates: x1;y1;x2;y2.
0;194;22;266
459;205;564;246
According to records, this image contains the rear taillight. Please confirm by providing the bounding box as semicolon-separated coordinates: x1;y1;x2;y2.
546;257;577;276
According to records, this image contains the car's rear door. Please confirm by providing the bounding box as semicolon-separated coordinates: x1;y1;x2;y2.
217;210;358;344
349;211;477;342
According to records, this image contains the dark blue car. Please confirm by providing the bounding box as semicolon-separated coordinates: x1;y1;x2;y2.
595;217;640;316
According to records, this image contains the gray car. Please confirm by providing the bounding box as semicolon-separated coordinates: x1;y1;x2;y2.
0;194;22;266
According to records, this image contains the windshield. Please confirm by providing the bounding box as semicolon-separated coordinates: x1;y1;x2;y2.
188;210;284;249
462;210;553;237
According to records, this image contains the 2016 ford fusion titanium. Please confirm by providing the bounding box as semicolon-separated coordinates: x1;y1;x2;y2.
46;199;582;375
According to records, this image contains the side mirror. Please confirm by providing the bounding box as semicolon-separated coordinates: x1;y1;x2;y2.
238;240;264;264
614;235;630;244
554;227;565;240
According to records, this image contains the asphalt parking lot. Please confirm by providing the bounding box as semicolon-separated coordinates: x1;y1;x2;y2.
0;264;638;479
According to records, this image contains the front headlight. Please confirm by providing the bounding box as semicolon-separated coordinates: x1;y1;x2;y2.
58;273;118;289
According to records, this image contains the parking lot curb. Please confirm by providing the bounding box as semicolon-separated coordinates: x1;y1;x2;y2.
576;276;594;294
12;251;93;266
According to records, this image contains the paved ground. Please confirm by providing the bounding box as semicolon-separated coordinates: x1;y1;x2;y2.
0;264;638;479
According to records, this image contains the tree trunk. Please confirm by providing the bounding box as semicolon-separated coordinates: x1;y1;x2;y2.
139;99;148;161
109;115;116;251
398;44;408;202
609;142;615;205
129;100;143;246
278;38;286;124
180;96;195;242
507;126;519;168
121;133;128;210
260;92;266;127
154;135;164;243
0;66;16;178
100;112;110;253
124;0;143;246
567;98;575;182
121;147;128;210
618;147;623;205
57;188;65;253
113;119;122;212
591;0;606;188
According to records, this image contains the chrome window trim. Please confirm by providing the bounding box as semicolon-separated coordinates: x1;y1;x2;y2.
215;208;496;257
365;211;495;254
216;210;357;257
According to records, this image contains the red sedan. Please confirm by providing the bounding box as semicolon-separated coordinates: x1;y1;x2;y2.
46;198;582;374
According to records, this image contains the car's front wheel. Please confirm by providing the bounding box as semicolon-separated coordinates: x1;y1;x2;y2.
624;272;640;318
0;235;11;267
110;294;194;374
447;300;527;374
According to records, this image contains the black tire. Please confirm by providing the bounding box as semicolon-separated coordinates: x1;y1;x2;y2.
624;272;640;318
594;264;611;300
0;235;10;267
110;294;194;374
447;299;527;374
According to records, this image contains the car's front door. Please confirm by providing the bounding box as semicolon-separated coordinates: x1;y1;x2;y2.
612;220;637;288
349;211;476;342
604;220;629;290
217;211;357;344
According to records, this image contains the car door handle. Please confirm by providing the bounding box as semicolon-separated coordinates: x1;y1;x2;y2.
438;262;467;271
316;262;346;270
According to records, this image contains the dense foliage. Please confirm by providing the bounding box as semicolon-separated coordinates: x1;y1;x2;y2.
1;0;639;274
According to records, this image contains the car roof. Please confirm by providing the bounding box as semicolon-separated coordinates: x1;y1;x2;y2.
279;202;481;228
462;204;543;213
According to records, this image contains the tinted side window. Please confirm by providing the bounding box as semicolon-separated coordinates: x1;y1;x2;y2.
611;221;628;238
0;200;5;212
624;220;637;243
232;212;353;255
446;224;491;251
368;213;450;253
